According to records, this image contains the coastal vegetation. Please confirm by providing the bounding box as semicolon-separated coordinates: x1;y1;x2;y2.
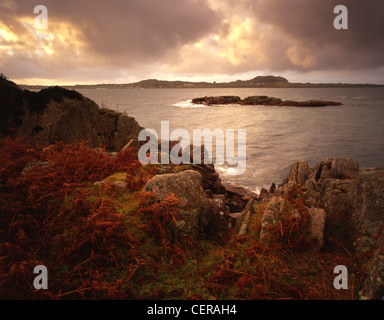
0;138;369;300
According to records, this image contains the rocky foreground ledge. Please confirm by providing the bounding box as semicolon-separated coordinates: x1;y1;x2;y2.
4;135;382;299
135;156;384;300
192;95;342;107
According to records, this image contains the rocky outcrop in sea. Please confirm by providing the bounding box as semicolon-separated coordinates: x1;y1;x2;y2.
192;95;342;107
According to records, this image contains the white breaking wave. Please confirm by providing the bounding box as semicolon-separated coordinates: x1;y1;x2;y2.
172;100;208;108
215;165;262;194
216;166;241;176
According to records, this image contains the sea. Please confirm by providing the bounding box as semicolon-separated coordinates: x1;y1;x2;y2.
77;87;384;194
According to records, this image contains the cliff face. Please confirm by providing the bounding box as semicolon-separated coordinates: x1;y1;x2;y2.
0;76;142;151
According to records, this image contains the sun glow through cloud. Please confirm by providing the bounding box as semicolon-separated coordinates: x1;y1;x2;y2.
0;0;383;85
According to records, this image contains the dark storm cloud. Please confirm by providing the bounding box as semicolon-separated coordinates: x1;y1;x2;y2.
56;0;220;64
242;0;384;71
1;0;383;83
169;0;384;81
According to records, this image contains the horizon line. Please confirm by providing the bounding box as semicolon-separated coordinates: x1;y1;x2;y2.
16;78;384;87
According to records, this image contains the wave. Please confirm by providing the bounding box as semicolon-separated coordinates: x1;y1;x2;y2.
216;166;242;176
172;100;208;108
215;165;262;194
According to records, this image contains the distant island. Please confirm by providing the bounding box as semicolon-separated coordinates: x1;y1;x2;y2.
19;75;384;90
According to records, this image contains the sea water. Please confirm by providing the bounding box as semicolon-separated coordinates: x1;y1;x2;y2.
78;87;384;193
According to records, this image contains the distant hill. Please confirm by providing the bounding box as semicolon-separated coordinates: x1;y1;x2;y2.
127;76;289;89
18;75;383;90
236;75;289;85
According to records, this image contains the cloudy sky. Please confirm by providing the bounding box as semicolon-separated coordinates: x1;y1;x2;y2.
0;0;383;85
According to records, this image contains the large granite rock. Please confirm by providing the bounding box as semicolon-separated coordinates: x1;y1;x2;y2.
144;170;203;239
330;158;359;180
144;170;230;240
281;158;384;299
288;160;309;185
308;207;326;249
259;197;281;244
311;158;359;182
287;158;358;186
199;198;231;244
279;158;359;242
360;234;384;300
258;195;326;249
266;158;361;249
236;199;255;236
349;168;384;251
144;170;202;208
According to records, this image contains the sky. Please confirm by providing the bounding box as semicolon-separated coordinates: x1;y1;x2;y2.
0;0;383;85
